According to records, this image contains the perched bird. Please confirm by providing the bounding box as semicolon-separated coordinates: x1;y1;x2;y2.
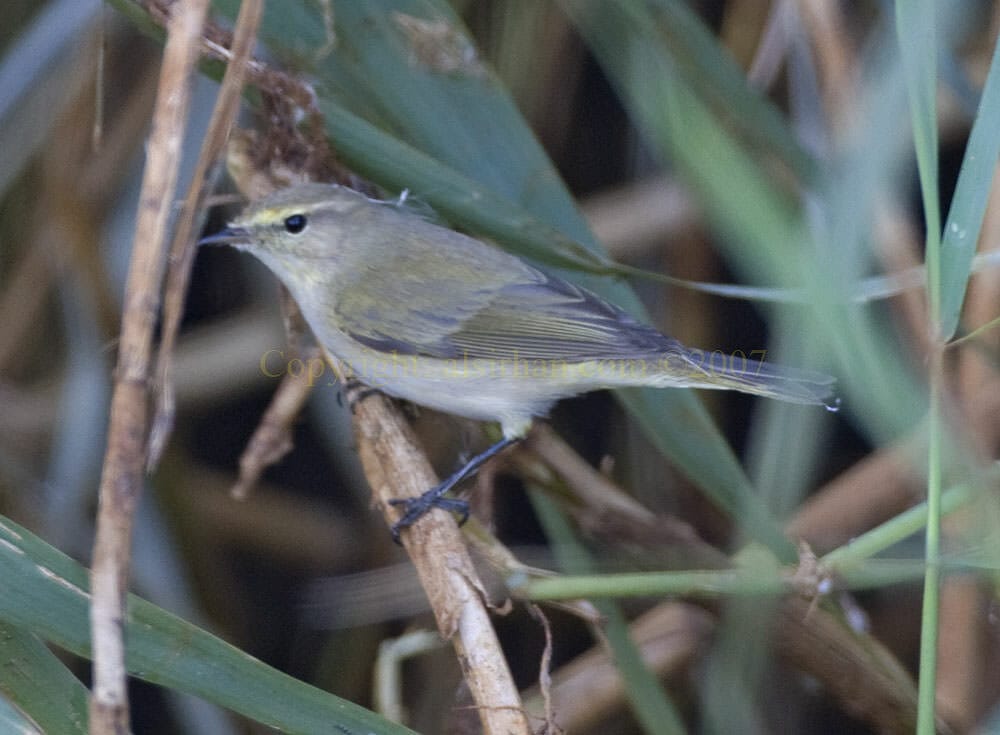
201;183;837;538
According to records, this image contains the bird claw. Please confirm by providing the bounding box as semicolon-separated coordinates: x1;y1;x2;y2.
389;490;470;544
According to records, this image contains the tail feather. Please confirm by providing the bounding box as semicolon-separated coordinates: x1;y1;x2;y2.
665;350;839;410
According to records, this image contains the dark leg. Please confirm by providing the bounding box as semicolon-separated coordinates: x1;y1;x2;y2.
389;436;520;542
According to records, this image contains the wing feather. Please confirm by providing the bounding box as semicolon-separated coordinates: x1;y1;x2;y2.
333;245;678;362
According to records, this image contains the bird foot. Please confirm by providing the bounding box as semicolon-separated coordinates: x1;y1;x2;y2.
388;489;469;544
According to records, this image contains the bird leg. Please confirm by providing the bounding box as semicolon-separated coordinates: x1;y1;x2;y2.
389;436;520;542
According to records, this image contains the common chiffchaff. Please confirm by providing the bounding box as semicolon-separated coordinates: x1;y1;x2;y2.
201;183;836;536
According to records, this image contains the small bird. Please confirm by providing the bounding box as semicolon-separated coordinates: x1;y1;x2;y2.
201;183;837;538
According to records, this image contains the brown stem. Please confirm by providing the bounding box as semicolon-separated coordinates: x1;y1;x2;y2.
88;1;209;733
334;357;531;735
149;0;264;468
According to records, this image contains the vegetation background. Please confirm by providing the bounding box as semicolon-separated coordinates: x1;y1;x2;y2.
1;1;999;733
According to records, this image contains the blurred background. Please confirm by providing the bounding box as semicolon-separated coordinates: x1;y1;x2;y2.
2;1;1000;733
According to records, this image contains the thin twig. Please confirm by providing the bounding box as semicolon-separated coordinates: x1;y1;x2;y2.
231;343;321;499
521;603;713;732
528;603;562;735
149;0;264;468
228;286;321;499
88;1;209;733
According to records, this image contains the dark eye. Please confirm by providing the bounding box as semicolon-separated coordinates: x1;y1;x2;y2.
284;214;307;234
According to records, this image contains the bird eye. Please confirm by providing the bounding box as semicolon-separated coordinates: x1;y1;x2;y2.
284;214;307;234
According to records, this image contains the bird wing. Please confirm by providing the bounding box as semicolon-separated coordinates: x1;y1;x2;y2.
332;245;681;363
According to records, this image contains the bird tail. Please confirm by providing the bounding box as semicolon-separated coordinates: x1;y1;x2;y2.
659;349;840;410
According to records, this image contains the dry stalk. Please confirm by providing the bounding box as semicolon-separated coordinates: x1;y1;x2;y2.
150;0;264;468
88;1;209;732
343;375;531;734
230;344;320;499
229;286;320;500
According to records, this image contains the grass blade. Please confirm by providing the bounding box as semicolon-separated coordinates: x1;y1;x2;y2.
0;623;88;734
896;3;942;733
0;516;415;735
939;33;1000;339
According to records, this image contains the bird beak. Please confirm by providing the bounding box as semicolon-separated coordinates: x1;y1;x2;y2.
198;226;250;246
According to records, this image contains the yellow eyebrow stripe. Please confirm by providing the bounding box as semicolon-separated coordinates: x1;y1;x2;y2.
244;206;308;227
